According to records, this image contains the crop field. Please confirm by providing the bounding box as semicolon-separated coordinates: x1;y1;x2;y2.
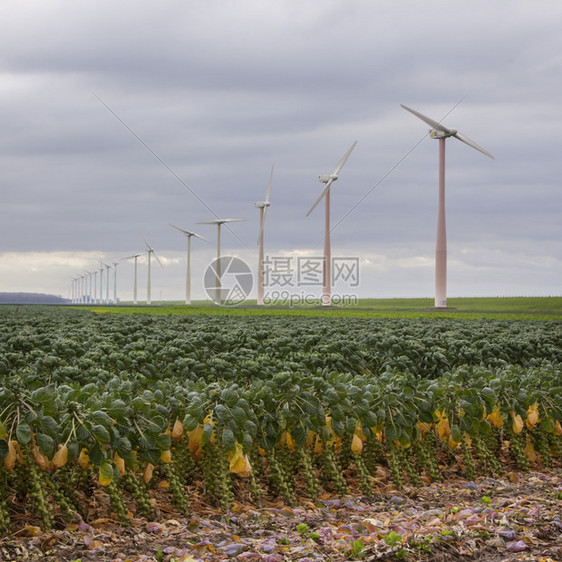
80;295;562;321
0;305;560;560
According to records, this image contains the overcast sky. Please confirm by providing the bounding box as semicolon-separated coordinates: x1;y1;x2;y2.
1;0;560;303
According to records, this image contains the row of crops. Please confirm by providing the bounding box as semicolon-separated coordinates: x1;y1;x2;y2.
0;306;560;532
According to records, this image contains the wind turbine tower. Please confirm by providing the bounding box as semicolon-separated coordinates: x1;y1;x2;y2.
401;105;494;308
144;239;163;305
170;224;208;305
306;142;357;307
123;254;142;304
198;218;246;305
112;261;119;304
254;166;274;306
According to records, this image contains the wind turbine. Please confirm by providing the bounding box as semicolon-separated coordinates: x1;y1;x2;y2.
401;104;494;308
144;239;163;305
112;261;119;304
122;253;142;304
104;262;111;303
306;141;357;307
255;165;274;306
197;218;246;305
170;224;209;305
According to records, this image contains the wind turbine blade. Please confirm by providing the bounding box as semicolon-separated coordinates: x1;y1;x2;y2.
306;179;333;217
401;104;451;134
192;232;210;242
265;165;274;203
170;223;190;235
453;132;494;159
143;237;154;252
333;141;358;175
154;251;164;268
222;218;246;223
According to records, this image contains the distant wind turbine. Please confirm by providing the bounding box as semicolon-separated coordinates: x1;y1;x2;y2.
197;218;246;305
122;253;142;304
144;239;163;305
306;141;357;307
170;224;209;305
255;166;274;306
103;262;111;304
401;104;494;308
112;261;119;304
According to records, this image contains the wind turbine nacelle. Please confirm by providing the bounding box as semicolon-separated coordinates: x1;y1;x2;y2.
254;201;269;208
430;128;456;139
319;173;338;183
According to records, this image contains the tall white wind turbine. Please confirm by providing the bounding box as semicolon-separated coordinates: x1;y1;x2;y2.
144;239;163;305
306;141;357;307
123;253;142;305
112;261;119;304
197;218;246;305
255;166;274;306
170;224;209;305
401;104;494;308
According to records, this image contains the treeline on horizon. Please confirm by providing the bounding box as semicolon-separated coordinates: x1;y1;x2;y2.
0;293;68;305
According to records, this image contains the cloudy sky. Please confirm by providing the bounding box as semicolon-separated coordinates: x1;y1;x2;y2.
1;0;560;303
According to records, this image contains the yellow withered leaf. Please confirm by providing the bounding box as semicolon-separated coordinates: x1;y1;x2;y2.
172;418;184;441
187;424;204;457
417;421;432;437
511;411;524;435
526;403;539;431
4;440;17;470
52;444;68;468
487;407;503;427
554;420;562;436
227;443;252;477
113;452;126;476
306;430;315;448
285;432;296;452
143;462;155;484
355;424;367;442
351;433;363;454
160;450;172;463
78;448;90;469
434;409;447;421
448;435;460;451
314;436;323;456
435;417;451;442
524;439;537;463
33;445;50;472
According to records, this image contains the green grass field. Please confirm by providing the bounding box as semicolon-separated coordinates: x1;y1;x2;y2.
78;296;562;321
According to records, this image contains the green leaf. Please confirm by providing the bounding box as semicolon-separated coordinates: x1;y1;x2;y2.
92;424;111;444
142;448;161;465
91;411;112;427
231;406;246;426
221;428;235;451
16;422;32;445
31;386;56;404
0;439;9;460
36;433;55;458
115;437;132;458
155;433;171;451
183;414;199;432
107;399;127;419
451;424;462;443
99;459;114;486
40;416;60;439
